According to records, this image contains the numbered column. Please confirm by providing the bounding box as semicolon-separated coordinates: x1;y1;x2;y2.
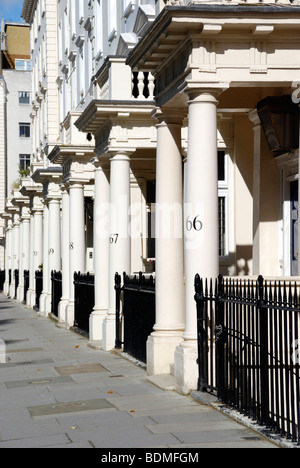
30;204;43;308
58;186;70;323
4;219;12;296
175;90;219;394
147;109;185;376
102;152;131;351
45;197;61;313
90;163;110;342
17;205;30;302
66;182;86;327
39;202;49;314
10;213;20;298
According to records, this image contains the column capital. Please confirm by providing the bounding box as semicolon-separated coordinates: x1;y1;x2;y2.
182;81;229;103
248;108;261;127
152;107;186;126
109;152;132;163
93;157;110;172
68;181;85;190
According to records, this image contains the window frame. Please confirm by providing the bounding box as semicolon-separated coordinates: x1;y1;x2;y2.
18;91;30;105
218;150;229;259
19;123;31;138
19;154;31;170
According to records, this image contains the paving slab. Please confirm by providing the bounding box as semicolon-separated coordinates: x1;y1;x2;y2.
5;375;74;389
0;293;281;449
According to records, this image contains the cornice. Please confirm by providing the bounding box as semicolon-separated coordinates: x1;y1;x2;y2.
21;0;38;24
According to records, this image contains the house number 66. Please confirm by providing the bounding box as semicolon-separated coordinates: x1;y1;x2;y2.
186;215;203;232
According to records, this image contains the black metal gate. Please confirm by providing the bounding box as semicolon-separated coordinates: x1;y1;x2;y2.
35;270;43;310
0;270;5;292
115;272;155;364
195;274;300;445
23;270;29;303
14;269;19;299
51;271;62;318
74;272;94;334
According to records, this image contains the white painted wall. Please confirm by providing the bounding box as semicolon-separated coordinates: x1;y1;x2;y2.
3;69;32;193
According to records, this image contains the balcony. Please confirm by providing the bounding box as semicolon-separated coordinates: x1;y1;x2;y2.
93;57;155;102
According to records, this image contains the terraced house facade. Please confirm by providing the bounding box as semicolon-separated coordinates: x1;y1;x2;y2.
1;0;300;395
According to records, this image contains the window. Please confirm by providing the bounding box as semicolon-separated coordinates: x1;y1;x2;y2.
19;123;30;138
218;150;229;257
15;59;32;71
19;154;31;170
19;92;30;105
108;0;117;36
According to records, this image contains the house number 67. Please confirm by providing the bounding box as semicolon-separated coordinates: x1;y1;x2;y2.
186;215;203;232
110;234;119;244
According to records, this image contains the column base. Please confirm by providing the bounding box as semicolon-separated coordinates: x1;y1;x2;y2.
174;341;199;395
65;300;75;328
9;283;15;298
44;293;52;315
39;292;48;315
26;288;33;306
102;315;116;351
89;308;108;342
16;285;24;302
147;331;183;376
58;298;69;324
3;281;9;296
29;290;36;308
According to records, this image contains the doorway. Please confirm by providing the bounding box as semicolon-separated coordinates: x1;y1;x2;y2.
290;180;298;276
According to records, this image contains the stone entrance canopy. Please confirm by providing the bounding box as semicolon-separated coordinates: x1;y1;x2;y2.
127;4;300;108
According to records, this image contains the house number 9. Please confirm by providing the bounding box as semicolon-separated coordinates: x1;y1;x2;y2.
186;216;203;232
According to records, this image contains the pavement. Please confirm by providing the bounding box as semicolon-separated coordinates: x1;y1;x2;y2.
0;293;280;449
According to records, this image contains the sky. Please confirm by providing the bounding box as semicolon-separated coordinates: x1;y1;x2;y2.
0;0;25;24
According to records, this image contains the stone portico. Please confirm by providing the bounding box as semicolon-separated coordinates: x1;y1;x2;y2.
127;4;300;392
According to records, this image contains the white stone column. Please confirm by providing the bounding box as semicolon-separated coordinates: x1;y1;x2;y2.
10;214;20;298
17;205;30;302
175;91;219;394
39;202;49;314
27;211;34;306
16;212;24;301
89;163;110;342
45;198;61;314
147;110;185;376
4;220;12;295
102;152;131;351
20;209;30;302
30;206;43;308
66;182;86;327
58;186;70;323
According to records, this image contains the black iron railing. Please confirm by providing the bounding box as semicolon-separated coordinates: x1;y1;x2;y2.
115;272;155;364
14;269;19;299
23;270;29;303
35;270;43;310
74;272;94;334
0;270;5;292
51;271;62;318
195;274;300;446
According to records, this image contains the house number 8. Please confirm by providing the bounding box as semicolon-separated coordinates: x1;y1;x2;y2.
186;216;203;232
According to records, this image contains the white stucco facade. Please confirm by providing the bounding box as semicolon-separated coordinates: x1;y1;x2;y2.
1;0;300;395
